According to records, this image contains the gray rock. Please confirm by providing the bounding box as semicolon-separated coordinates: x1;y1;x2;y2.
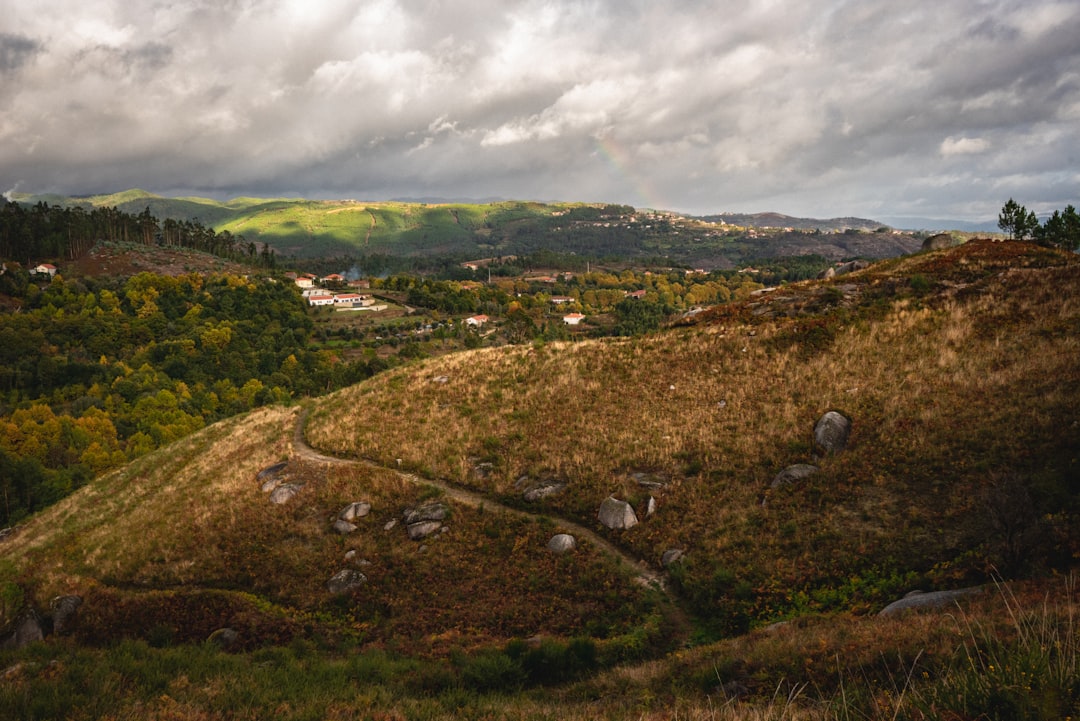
207;627;239;649
770;464;820;489
269;483;303;504
661;549;684;567
598;497;638;530
339;502;371;521
922;233;959;251
835;260;869;276
879;587;983;616
403;503;447;525
645;496;657;517
817;266;836;280
547;534;576;553
523;482;566;502
327;569;367;594
407;520;443;540
332;519;358;535
257;462;289;492
1;610;43;649
50;595;82;636
383;519;398;531
814;411;851;454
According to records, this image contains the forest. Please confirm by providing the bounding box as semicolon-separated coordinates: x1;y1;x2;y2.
0;263;381;527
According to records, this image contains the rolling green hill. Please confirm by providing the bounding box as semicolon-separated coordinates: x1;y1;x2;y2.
12;190;922;266
1;239;1077;719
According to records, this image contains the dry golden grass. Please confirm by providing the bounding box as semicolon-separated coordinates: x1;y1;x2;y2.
305;240;1080;622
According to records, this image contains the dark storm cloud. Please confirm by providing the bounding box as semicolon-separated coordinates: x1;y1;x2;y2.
1;0;1077;219
0;33;41;74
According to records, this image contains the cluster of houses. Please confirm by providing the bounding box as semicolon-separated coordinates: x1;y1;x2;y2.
289;272;386;311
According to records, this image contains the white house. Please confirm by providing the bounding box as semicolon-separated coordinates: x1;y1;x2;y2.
465;315;489;327
562;313;586;325
307;294;336;306
33;263;58;277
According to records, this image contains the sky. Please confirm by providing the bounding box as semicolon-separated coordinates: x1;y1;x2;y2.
1;0;1078;222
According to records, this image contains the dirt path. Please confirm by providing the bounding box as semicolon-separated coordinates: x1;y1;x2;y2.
292;408;670;593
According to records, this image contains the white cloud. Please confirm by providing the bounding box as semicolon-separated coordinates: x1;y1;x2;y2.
0;0;1077;219
940;136;991;156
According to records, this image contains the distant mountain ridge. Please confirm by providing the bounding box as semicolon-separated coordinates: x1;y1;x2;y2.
697;211;886;232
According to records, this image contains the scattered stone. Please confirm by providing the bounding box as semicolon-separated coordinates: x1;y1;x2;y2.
50;595;82;636
404;503;447;525
339;502;371;521
332;519;358;535
878;587;983;616
630;472;667;490
207;627;239;649
327;569;367;594
661;549;684;567
1;610;43;649
770;464;819;490
814;411;851;454
407;520;443;540
473;462;494;479
598;497;638;530
383;519;398;531
432;375;449;383
523;481;566;502
645;496;657;517
547;534;577;553
257;462;289;492
344;550;357;561
268;483;303;504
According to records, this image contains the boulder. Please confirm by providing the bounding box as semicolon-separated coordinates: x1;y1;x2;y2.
1;610;43;649
817;266;836;280
661;549;684;567
922;233;959;251
257;462;289;492
327;569;367;594
332;519;358;535
814;411;851;454
50;595;82;636
268;483;303;504
339;502;371;521
403;503;447;525
878;587;983;616
770;464;819;489
598;497;638;530
645;496;657;517
523;481;566;502
835;260;869;276
547;534;577;553
407;520;444;540
207;627;239;649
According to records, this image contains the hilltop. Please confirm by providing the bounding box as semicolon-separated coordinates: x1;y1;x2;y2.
1;239;1078;719
11;190;924;267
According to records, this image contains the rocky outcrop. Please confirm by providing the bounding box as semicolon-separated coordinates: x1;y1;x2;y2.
327;569;367;594
403;503;448;540
257;461;290;492
1;610;43;649
522;481;566;503
878;587;983;616
814;411;851;454
598;497;638;530
50;595;82;636
339;502;371;521
661;549;684;567
332;519;358;535
547;534;577;553
269;483;303;504
770;464;819;489
922;233;959;251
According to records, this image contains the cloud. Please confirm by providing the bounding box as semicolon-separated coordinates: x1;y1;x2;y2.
1;0;1078;220
941;136;991;156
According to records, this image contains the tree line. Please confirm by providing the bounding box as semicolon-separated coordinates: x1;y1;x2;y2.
998;199;1080;249
0;201;277;267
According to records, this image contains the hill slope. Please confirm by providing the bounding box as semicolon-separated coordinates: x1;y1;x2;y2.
1;239;1077;718
12;190;921;265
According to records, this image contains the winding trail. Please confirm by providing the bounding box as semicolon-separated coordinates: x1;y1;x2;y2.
292;408;671;595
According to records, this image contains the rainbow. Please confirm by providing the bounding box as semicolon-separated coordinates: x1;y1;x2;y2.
594;135;668;210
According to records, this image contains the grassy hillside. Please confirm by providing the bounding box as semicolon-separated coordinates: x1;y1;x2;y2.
13;190;923;266
1;239;1077;719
